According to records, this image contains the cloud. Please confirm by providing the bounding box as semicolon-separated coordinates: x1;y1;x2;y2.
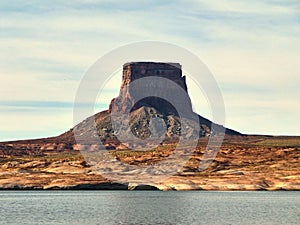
0;107;72;140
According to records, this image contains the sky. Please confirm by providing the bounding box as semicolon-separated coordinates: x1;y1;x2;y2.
0;0;299;141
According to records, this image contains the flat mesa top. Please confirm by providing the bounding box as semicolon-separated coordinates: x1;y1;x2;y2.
123;62;182;69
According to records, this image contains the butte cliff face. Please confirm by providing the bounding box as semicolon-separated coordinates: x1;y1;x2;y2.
105;62;197;148
109;62;192;115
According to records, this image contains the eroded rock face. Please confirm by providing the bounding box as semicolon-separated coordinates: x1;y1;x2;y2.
121;62;186;89
109;62;193;116
105;62;211;146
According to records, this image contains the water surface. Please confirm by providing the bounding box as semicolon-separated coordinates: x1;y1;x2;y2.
0;191;299;225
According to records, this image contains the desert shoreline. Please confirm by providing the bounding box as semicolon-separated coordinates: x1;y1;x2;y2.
1;135;299;191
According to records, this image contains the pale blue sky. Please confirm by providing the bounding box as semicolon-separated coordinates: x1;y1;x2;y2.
0;0;299;141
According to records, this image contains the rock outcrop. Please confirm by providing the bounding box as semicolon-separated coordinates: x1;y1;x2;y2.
105;62;240;147
109;62;192;115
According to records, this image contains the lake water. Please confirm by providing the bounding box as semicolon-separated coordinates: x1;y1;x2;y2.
0;191;299;225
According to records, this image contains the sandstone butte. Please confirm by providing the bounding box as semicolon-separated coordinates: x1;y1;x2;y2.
0;62;299;191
